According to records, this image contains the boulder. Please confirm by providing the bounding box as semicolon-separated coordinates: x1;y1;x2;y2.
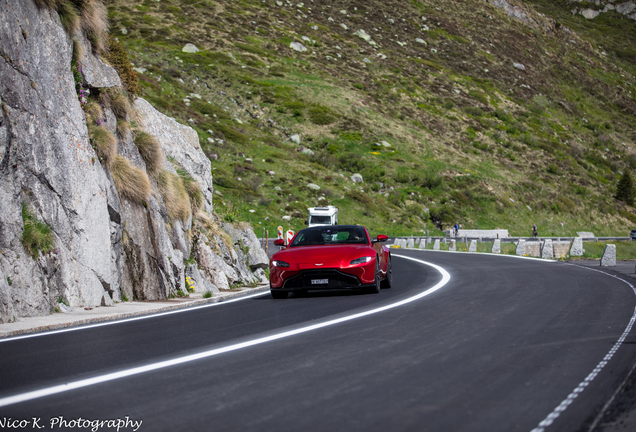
290;42;307;52
182;43;199;53
290;134;301;144
186;264;219;294
513;62;526;71
307;183;320;191
221;223;269;270
601;244;616;267
351;173;364;183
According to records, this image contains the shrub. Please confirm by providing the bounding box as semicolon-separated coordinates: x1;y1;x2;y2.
203;291;213;298
547;164;560;175
104;35;139;95
616;171;635;205
157;169;191;221
134;131;163;177
88;123;117;167
21;203;55;259
361;165;386;182
338;153;366;172
395;170;411;183
111;156;151;205
308;106;336;125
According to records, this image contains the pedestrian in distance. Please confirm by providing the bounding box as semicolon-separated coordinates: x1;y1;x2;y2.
532;224;538;238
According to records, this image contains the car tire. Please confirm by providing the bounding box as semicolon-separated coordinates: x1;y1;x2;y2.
366;259;381;294
381;255;392;289
271;290;288;299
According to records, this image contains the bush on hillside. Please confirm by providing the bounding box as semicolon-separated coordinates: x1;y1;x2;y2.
615;171;635;205
104;35;139;95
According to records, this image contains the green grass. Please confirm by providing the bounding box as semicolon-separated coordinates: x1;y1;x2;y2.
21;203;55;259
576;241;636;260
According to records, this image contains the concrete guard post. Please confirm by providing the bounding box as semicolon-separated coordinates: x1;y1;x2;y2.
468;240;477;253
406;238;415;249
399;238;407;248
600;244;616;267
492;239;501;254
516;239;526;256
570;237;584;256
419;238;427;249
433;239;440;250
541;239;554;259
449;239;456;251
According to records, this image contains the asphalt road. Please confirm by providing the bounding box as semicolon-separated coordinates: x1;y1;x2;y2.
1;250;636;432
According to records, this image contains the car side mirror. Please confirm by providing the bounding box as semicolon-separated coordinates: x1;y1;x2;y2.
374;235;389;243
274;239;286;246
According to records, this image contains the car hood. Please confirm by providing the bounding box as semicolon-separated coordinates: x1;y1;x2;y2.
272;244;374;267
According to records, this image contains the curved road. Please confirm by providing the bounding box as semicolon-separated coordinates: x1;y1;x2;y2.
1;250;636;432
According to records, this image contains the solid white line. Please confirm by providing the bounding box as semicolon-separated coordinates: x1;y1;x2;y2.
530;265;636;432
398;247;556;262
0;291;270;344
0;255;450;408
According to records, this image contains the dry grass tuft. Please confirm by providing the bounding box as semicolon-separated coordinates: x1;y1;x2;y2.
157;169;191;221
176;167;204;210
107;89;131;120
33;0;60;9
84;99;103;123
133;131;163;177
195;210;233;251
78;0;108;55
88;123;116;167
116;120;130;138
57;0;80;35
111;156;151;205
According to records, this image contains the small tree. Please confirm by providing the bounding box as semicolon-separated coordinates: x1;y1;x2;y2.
616;171;635;205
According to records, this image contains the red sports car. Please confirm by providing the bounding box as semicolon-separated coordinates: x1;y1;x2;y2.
269;225;392;299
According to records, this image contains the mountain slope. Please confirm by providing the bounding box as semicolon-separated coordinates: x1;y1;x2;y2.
106;0;636;236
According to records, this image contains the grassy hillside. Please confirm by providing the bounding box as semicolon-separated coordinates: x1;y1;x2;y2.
104;0;636;237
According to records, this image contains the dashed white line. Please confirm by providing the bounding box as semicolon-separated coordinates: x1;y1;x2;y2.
0;254;450;408
530;265;636;432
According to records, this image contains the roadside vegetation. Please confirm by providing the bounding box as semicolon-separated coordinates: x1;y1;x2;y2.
102;0;636;236
20;203;55;259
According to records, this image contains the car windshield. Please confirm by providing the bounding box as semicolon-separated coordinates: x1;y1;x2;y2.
310;215;332;224
290;226;368;247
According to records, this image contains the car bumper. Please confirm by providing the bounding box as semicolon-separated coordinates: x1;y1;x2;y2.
270;263;376;291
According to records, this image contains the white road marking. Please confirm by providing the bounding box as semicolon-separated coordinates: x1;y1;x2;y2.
0;291;269;344
0;255;450;408
530;265;636;432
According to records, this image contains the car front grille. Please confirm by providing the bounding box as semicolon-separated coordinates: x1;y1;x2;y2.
282;269;362;290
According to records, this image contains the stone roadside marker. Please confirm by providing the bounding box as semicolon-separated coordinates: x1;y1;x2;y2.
570;237;584;256
541;239;554;259
407;238;415;249
516;239;525;256
601;244;616;267
468;240;477;253
492;239;501;254
449;240;456;251
433;239;440;250
419;238;427;249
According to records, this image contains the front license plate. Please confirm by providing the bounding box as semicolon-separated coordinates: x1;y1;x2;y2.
311;279;329;285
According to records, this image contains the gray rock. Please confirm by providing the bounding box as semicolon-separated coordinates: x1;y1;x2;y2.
301;148;315;156
290;42;307;52
58;303;73;313
307;183;320;191
433;239;440;250
580;9;600;19
513;62;526;71
351;173;364;183
601;244;616;267
78;37;121;88
186;264;219;294
468;240;477;253
449;240;456;251
101;292;114;307
381;141;392;147
0;266;15;323
136;98;215;215
254;268;268;284
415;38;427;45
290;134;301;144
570;237;584;256
492;239;501;254
577;231;595;238
406;238;415;249
516;240;526;255
221;223;269;270
541;239;553;259
354;29;372;41
194;235;231;290
182;43;199;53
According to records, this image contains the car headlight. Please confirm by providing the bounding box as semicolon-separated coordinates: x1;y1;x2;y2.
272;260;290;267
350;256;373;265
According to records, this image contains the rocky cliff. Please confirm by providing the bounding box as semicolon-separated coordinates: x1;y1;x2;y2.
0;0;268;323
